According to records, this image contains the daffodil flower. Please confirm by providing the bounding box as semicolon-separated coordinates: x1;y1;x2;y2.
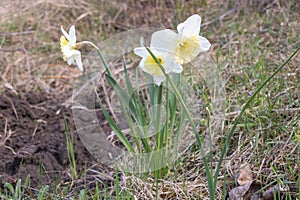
134;30;183;86
151;14;211;65
134;48;165;86
60;25;83;71
175;14;211;64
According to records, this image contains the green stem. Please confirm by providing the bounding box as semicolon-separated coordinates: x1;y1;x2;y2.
154;85;163;150
80;41;112;76
167;74;178;148
166;73;214;194
146;47;214;198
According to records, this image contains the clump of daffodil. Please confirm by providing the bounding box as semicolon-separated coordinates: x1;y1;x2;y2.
60;25;83;71
134;30;183;86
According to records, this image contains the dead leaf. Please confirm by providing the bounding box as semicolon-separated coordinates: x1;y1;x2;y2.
229;181;253;200
228;181;262;200
262;184;289;200
238;164;253;186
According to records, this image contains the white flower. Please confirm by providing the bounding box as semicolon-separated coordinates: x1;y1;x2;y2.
134;48;165;86
175;14;211;64
152;14;211;65
134;30;183;86
60;25;83;71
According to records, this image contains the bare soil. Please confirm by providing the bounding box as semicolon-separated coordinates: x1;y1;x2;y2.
0;90;95;189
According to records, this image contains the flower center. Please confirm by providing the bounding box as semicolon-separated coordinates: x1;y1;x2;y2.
144;55;164;76
60;36;69;49
175;35;201;64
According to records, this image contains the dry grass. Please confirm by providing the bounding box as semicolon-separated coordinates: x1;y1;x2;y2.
0;0;299;199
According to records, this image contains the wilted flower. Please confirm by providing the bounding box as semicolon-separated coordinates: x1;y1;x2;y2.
60;25;83;71
134;30;183;86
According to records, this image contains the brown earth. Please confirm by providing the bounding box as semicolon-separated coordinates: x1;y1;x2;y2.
0;89;108;191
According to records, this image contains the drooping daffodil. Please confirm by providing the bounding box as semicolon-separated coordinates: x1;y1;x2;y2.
151;14;211;65
60;25;83;71
134;30;183;86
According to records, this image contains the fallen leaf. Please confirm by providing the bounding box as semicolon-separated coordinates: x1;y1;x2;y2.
229;181;253;200
262;184;289;200
228;181;262;200
238;164;253;186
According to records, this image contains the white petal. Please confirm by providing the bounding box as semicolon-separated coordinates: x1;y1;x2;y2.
199;36;211;52
140;36;144;46
138;58;148;71
164;66;172;74
140;58;157;74
150;29;177;52
172;63;183;73
62;46;79;58
153;75;165;86
61;26;71;42
163;53;176;74
62;46;74;58
69;25;76;44
67;56;74;65
177;14;201;36
164;62;183;74
74;53;83;71
134;47;148;58
177;22;184;34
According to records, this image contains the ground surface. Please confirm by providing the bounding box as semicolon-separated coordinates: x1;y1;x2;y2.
0;0;299;199
0;90;93;188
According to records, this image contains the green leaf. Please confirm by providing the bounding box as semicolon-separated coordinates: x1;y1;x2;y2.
4;182;14;195
23;175;30;189
105;74;134;116
146;47;214;198
94;83;134;153
96;48;112;76
106;74;144;130
148;75;155;106
105;73;152;152
38;185;49;200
